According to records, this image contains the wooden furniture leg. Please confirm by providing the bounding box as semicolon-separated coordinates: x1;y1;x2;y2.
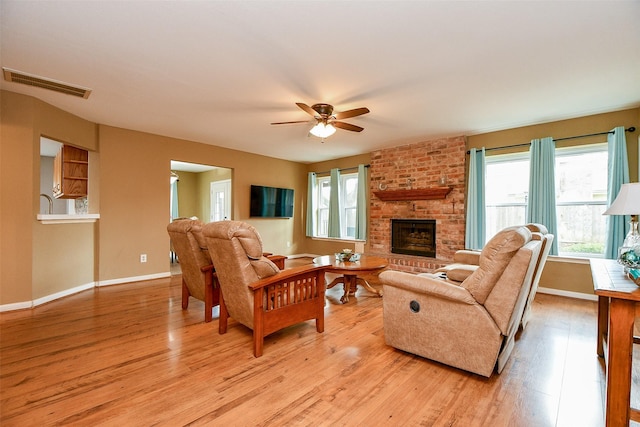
253;288;264;358
218;292;229;334
203;267;219;323
326;276;345;290
181;279;190;310
355;277;383;297
328;273;383;303
341;274;358;303
605;298;635;426
597;295;609;357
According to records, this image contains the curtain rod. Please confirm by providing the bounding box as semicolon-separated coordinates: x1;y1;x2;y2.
313;164;370;175
466;126;636;154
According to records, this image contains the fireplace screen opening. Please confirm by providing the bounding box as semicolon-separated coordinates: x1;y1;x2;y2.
391;219;436;257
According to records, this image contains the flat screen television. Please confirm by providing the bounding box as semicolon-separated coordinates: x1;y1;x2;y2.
250;185;294;218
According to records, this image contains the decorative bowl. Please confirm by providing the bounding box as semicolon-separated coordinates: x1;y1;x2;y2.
618;246;640;269
335;251;360;262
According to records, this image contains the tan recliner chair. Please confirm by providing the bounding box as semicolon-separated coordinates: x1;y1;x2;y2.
202;220;327;357
432;224;553;330
380;225;545;377
519;224;553;329
167;219;220;323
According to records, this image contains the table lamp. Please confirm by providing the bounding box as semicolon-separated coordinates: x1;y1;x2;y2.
603;182;640;271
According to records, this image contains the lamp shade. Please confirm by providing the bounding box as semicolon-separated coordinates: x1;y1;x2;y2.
603;182;640;215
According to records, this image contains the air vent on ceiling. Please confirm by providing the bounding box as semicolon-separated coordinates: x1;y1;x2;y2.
2;67;91;99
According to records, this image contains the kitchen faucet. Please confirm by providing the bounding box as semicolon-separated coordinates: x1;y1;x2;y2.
40;193;53;214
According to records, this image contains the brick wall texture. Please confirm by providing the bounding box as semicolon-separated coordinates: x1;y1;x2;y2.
369;136;467;273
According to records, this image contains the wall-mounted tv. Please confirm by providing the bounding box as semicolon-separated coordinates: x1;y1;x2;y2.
250;185;294;218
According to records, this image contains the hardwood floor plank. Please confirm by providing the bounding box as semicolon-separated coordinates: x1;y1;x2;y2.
0;274;630;426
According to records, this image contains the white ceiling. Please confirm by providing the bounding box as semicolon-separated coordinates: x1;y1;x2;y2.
2;1;639;164
170;160;217;173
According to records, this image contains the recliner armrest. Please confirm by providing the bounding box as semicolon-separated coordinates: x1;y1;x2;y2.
249;264;328;290
439;264;478;282
452;250;481;265
432;250;480;282
266;255;287;269
379;270;476;304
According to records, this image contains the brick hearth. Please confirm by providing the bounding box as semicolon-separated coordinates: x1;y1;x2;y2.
369;136;467;273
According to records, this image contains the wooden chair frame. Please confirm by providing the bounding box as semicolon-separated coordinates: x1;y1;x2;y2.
218;265;326;357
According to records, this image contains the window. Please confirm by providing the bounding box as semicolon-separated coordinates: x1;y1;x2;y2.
313;172;360;239
485;152;529;240
485;143;608;257
554;145;608;256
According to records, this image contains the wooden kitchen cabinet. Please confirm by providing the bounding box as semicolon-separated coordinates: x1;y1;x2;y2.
52;145;89;199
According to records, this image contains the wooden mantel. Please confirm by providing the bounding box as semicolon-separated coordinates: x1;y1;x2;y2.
373;187;452;201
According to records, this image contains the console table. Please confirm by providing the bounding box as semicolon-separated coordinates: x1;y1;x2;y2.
591;259;640;426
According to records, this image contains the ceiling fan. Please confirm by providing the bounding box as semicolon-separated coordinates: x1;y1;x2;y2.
271;103;370;139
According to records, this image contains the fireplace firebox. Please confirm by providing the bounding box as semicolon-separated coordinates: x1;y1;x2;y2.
391;219;436;257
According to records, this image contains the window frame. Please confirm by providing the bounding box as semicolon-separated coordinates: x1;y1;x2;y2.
484;142;608;258
312;171;363;241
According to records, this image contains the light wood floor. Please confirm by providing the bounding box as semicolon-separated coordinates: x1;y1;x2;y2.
1;263;638;426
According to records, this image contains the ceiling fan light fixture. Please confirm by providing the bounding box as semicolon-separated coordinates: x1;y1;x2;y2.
310;122;336;138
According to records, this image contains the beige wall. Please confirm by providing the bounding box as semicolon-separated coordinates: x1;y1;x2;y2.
1;91;98;305
97;125;307;283
540;258;594;295
1;91;35;304
174;171;199;219
1;90;307;305
32;223;95;299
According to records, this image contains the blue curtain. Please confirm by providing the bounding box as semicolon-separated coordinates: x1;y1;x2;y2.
170;181;179;219
527;137;559;255
465;148;486;249
306;172;316;237
355;164;367;240
328;168;341;238
604;126;630;258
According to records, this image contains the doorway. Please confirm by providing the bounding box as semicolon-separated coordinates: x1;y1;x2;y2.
169;160;232;221
210;179;231;221
169;160;233;273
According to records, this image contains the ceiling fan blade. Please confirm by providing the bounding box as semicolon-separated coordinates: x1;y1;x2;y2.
270;120;311;125
296;102;319;117
334;107;370;120
333;121;364;132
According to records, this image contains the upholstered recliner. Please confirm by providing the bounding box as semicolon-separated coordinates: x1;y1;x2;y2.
380;225;545;377
202;220;327;357
518;224;553;329
432;223;553;330
167;218;220;322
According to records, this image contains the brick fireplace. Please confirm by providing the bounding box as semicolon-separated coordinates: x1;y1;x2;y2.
391;219;436;257
368;136;467;273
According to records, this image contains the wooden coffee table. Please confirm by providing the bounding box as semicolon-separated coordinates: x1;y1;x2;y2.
313;255;388;303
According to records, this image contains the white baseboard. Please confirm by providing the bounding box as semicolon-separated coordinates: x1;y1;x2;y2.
0;273;172;312
33;282;95;307
96;272;171;287
0;301;32;312
0;281;95;312
0;275;595;313
537;286;598;301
